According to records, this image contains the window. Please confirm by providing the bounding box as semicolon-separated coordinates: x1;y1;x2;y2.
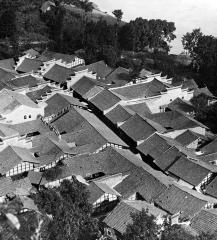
24;115;27;119
107;229;112;236
29;115;31;118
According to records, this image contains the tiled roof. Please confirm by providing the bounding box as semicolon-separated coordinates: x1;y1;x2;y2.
0;68;16;84
154;185;207;220
26;85;52;103
89;89;121;111
75;108;128;147
87;182;105;204
120;114;156;142
0;124;19;138
175;130;200;146
43;64;75;83
71;76;99;97
103;200;166;234
115;168;167;202
194;87;214;98
0;177;15;197
111;79;167;100
168;156;210;186
201;138;217;155
64;147;137;177
45;93;83;117
28;171;42;185
126;102;152;117
205;177;217;199
16;58;43;73
182;78;198;90
190;209;217;234
0;146;38;175
0;58;15;71
137;133;171;159
167;98;195;114
0;89;39;115
105;67;131;85
105;105;134;125
149;110;206;131
9;75;39;89
39;50;76;63
74;60;113;79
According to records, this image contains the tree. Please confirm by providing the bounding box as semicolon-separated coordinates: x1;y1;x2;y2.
33;178;99;240
182;28;203;57
123;209;159;240
112;9;123;24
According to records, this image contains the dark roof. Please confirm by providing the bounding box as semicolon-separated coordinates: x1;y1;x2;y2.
27;171;42;185
175;130;200;146
38;50;77;63
72;76;98;97
114;168;167;202
64;147;138;177
154;146;183;171
0;146;38;175
105;67;131;85
205;177;217;199
0;68;16;84
182;79;198;90
167;98;195;114
111;79;167;100
190;209;217;234
16;58;43;73
0;58;15;71
74;60;113;79
50;108;85;134
120;114;156;142
137;133;171;159
9;75;39;89
194;87;214;98
89;89;121;111
24;48;40;58
168;156;211;186
201;138;217;155
87;182;105;204
26;85;52;102
126;102;152;117
105;105;133;125
43;64;75;83
154;185;207;220
149;110;206;131
45;93;83;117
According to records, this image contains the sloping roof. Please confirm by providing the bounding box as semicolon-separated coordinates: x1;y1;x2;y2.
71;76;98;97
154;185;207;220
19;196;38;211
0;58;15;71
154;146;183;171
201;138;217;155
168;156;211;186
103;200;166;234
39;50;76;63
111;79;167;100
27;171;42;185
120;114;156;142
23;49;39;58
89;89;121;111
114;168;167;202
175;130;200;146
9;75;39;89
205;177;217;199
105;105;134;125
137;133;171;159
43;64;75;83
87;182;105;204
16;58;43;73
64;147;138;177
75;108;128;147
26;85;52;103
0;89;39;114
0;146;38;175
45;93;83;117
149;110;206;131
126;102;152;117
105;67;131;85
182;78;198;90
190;209;217;234
0;177;15;197
0;124;19;138
194;87;214;98
74;60;113;79
167;98;195;114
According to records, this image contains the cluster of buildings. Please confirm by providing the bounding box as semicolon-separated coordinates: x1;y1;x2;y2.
0;48;217;239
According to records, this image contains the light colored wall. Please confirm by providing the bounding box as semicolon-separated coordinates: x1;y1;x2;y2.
6;162;34;177
1;105;45;124
93;193;117;207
